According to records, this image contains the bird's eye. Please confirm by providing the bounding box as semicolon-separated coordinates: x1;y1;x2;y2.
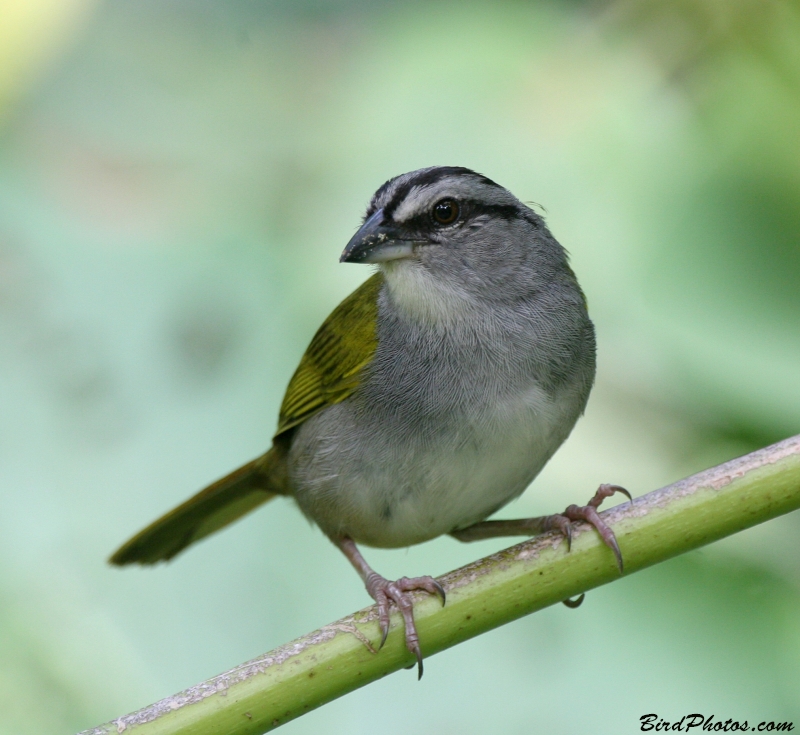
432;199;459;225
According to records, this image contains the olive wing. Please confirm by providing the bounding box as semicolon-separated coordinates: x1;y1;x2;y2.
275;272;383;437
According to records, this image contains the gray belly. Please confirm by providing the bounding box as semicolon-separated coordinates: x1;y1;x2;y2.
287;381;583;548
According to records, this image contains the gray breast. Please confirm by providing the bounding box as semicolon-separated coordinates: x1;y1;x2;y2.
287;277;595;549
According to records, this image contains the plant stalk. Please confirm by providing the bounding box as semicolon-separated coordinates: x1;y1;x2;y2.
81;434;800;735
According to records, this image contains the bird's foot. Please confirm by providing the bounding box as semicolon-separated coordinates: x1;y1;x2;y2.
365;572;446;679
543;483;631;572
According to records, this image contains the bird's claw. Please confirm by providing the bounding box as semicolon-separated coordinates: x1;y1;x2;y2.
366;573;445;679
590;483;632;507
562;593;585;609
431;579;447;606
546;483;631;573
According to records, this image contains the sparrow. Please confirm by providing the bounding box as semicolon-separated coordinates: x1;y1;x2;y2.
110;166;628;678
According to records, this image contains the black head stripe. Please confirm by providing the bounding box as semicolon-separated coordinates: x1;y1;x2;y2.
367;180;395;217
398;199;532;235
469;201;524;222
400;166;500;192
372;166;502;220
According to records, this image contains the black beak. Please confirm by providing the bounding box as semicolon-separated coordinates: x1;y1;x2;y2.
340;209;418;264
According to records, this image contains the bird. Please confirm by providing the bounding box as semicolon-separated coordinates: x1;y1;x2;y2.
110;166;629;678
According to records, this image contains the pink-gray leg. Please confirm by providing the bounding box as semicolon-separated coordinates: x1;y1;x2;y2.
333;536;445;679
451;484;632;573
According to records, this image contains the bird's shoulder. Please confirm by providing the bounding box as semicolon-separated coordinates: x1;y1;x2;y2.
275;272;383;437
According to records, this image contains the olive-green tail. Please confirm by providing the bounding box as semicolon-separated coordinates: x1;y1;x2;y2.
109;449;285;566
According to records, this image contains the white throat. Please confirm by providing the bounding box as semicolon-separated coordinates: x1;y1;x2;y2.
380;260;476;327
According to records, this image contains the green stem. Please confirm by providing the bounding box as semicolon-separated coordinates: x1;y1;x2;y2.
81;435;800;735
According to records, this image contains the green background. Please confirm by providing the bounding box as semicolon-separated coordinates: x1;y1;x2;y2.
1;1;799;732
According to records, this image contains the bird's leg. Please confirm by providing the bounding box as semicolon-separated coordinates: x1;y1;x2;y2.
333;536;445;679
450;484;631;573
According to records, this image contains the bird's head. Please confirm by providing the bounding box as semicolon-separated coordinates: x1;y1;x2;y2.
340;166;570;321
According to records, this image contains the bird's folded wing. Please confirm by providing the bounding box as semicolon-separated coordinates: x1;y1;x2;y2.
275;273;382;437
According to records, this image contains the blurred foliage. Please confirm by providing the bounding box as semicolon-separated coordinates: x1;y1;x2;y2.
0;0;98;116
0;0;799;733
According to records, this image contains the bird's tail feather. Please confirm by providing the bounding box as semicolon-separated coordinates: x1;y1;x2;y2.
109;449;285;566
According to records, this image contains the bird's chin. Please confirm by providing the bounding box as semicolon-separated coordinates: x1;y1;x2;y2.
361;241;416;263
379;254;421;278
381;256;474;326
